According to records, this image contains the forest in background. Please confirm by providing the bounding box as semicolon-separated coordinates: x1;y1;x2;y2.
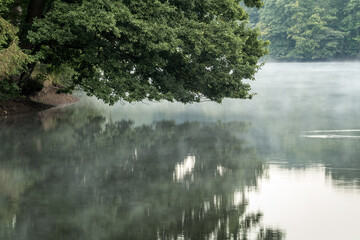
246;0;360;60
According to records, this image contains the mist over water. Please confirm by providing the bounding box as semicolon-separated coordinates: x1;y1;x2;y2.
1;62;360;239
94;62;360;131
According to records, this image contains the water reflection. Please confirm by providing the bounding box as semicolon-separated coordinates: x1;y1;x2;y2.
0;107;281;240
248;164;360;240
279;132;360;188
2;62;360;239
173;155;196;182
301;129;360;139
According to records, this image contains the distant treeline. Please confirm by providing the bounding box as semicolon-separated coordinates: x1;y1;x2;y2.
247;0;360;60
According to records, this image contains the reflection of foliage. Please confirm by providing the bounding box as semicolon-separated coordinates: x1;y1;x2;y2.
281;135;360;186
258;228;285;240
0;109;284;240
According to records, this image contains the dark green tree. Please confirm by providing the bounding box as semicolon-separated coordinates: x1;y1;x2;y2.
253;0;360;60
258;0;346;60
0;0;268;104
0;0;29;84
257;0;296;59
342;0;360;56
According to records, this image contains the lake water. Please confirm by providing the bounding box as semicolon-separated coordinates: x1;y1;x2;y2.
1;62;360;240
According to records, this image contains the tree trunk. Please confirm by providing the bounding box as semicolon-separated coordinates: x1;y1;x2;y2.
20;0;48;50
25;0;48;25
18;0;48;86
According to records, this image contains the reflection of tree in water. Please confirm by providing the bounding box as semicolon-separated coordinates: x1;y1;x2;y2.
0;109;284;240
281;135;360;187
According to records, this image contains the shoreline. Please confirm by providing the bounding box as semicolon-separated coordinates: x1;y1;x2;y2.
0;85;79;116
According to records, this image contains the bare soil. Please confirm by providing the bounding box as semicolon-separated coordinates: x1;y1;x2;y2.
0;86;79;116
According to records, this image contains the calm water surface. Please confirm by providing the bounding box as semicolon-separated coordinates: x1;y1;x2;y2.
1;62;360;240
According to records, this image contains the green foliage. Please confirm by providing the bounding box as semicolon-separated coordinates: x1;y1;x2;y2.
342;0;360;56
0;0;14;14
0;79;20;100
20;0;268;104
0;12;25;99
287;6;344;60
50;64;77;88
0;0;29;77
31;63;77;89
0;17;30;79
255;0;360;60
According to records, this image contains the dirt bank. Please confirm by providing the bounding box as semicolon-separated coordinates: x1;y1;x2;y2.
0;86;79;116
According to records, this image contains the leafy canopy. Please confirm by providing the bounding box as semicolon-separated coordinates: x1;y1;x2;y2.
0;4;29;79
255;0;360;60
23;0;268;104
